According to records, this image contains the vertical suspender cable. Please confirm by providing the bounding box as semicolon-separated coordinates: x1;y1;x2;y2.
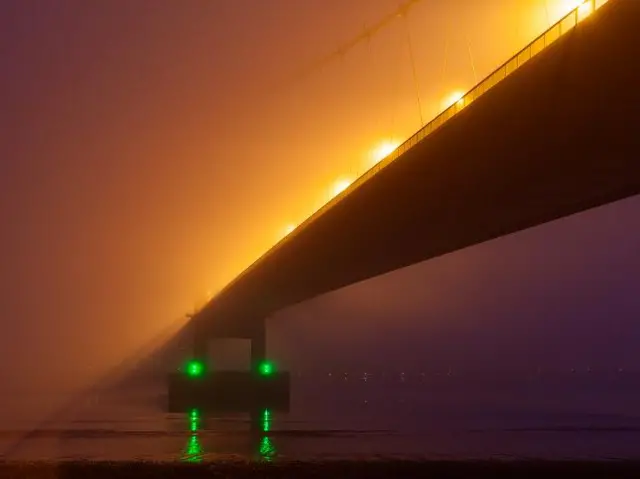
544;0;551;27
390;19;402;145
363;23;381;137
440;18;450;102
402;13;424;127
466;35;479;85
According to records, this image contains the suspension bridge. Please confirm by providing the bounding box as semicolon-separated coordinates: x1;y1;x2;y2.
166;0;639;398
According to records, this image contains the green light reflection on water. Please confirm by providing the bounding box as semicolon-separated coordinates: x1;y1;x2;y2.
182;408;204;463
259;436;276;460
258;408;277;461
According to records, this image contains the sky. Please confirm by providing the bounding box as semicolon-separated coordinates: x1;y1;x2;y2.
0;0;638;404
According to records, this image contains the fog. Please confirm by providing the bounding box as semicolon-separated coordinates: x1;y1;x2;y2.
0;0;637;432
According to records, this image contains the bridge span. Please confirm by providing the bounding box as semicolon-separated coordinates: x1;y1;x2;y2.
190;0;639;360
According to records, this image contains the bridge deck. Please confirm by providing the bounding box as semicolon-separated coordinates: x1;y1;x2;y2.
197;0;640;337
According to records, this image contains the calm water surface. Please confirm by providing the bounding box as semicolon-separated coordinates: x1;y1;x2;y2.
1;373;640;461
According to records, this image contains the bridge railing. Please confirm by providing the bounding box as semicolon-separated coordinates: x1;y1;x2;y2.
205;0;609;307
356;0;605;185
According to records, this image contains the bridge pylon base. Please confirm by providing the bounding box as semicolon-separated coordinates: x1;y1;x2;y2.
166;370;290;413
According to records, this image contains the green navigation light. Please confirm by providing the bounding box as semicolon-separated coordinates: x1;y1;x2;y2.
258;360;275;376
185;359;205;378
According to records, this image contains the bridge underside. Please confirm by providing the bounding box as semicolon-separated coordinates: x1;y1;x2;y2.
197;0;640;338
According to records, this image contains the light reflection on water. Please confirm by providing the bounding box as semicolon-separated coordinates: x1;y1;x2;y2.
181;408;277;463
2;373;640;461
181;409;203;463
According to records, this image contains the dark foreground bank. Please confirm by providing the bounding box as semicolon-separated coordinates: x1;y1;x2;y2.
2;461;640;478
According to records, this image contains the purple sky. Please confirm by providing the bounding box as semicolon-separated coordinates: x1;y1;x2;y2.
0;0;638;401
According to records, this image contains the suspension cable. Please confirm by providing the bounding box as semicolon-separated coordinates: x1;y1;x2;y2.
284;0;426;88
440;23;450;98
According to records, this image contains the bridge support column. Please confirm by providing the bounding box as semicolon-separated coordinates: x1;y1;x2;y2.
167;317;289;414
250;320;266;372
192;319;208;362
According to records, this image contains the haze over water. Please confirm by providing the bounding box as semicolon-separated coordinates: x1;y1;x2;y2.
1;0;640;463
2;371;640;462
1;191;639;461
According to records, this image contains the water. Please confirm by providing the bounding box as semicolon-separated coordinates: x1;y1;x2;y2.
2;372;640;461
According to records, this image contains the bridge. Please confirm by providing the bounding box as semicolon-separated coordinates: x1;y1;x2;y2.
186;0;639;368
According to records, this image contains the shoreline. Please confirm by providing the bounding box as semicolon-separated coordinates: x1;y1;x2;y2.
2;460;640;478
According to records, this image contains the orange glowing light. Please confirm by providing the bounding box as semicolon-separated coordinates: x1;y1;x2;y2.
371;140;401;165
442;91;465;111
283;224;296;236
332;178;352;197
577;1;594;19
560;0;587;16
